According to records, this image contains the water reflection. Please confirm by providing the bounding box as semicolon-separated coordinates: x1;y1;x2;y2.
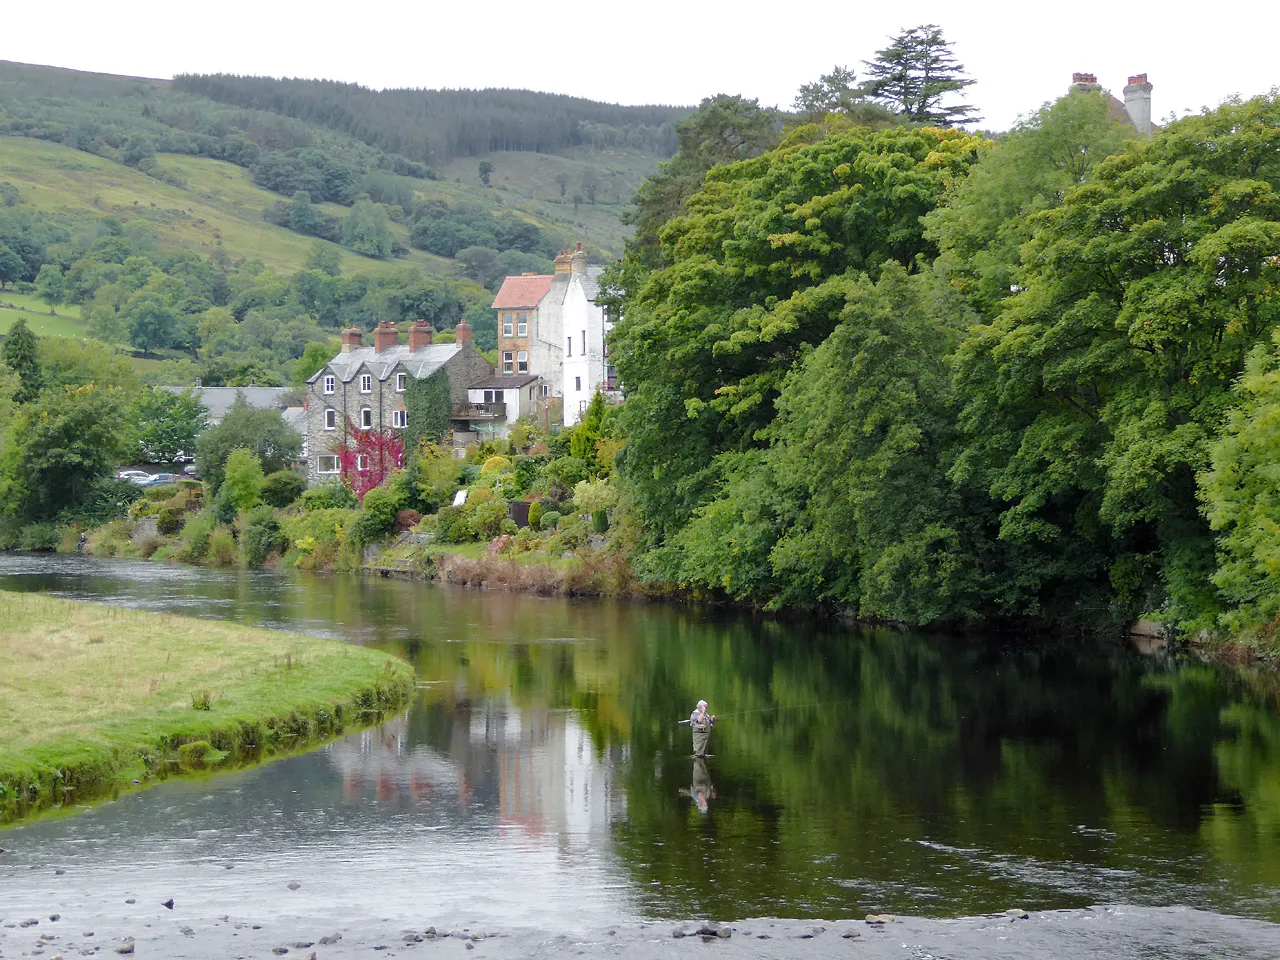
2;553;1280;926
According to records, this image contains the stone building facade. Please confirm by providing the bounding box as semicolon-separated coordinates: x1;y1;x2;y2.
303;319;491;485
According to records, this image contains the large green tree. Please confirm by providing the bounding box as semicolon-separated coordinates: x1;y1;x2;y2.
2;317;41;404
195;396;301;494
952;94;1280;626
793;66;895;127
861;24;979;126
133;386;209;463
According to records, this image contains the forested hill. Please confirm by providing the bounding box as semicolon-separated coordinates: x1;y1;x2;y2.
172;75;686;164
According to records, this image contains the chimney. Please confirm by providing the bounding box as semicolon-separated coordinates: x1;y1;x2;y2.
408;320;434;351
1070;72;1100;91
374;321;398;354
1123;73;1153;136
455;319;473;346
570;241;588;277
553;251;573;274
341;326;363;352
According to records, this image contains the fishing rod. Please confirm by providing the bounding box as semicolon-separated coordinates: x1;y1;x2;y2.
675;697;855;725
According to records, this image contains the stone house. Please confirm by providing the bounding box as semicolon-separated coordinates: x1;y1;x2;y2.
1069;72;1157;135
303;319;491;485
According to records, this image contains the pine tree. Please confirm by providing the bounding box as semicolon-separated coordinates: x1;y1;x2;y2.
2;316;42;403
861;25;980;127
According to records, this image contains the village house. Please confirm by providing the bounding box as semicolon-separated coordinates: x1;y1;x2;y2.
1069;71;1156;134
491;243;618;427
303;319;491;485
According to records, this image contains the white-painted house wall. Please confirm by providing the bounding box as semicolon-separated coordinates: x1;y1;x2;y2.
561;273;608;426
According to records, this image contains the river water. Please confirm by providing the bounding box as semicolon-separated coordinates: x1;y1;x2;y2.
1;553;1279;958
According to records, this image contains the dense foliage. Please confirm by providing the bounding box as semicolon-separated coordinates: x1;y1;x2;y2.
610;84;1280;643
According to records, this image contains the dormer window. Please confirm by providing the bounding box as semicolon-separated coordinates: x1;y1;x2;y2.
360;374;372;393
395;372;406;392
323;375;335;395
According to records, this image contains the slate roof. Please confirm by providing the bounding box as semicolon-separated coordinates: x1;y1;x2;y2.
579;265;604;302
311;343;462;384
163;386;289;424
468;373;540;390
282;406;306;438
492;274;554;309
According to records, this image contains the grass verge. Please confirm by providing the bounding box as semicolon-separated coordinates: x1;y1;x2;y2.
0;591;414;824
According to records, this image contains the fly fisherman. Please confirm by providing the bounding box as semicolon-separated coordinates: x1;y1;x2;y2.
689;700;716;758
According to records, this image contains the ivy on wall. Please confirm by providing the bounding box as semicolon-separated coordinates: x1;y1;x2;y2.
403;367;452;448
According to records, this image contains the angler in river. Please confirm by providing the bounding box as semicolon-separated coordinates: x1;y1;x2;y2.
689;699;715;758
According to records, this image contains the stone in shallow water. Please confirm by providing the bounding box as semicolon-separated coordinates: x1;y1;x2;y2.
286;881;301;891
866;914;893;924
1006;908;1029;920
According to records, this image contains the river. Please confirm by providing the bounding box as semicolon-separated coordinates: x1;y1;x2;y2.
1;553;1279;958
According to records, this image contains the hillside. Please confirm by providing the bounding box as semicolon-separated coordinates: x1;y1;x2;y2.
0;60;684;264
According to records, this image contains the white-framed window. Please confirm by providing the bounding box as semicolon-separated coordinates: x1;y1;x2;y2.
323;375;335;395
503;351;513;373
324;408;337;430
581;330;586;354
579;400;587;414
517;312;527;337
360;373;372;393
392;409;407;428
317;455;339;474
566;336;572;358
575;376;582;391
517;350;528;373
395;372;406;392
502;313;513;337
356;454;368;471
541;384;550;397
360;407;373;429
483;389;500;404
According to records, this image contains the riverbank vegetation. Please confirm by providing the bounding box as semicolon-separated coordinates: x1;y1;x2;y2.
0;592;414;823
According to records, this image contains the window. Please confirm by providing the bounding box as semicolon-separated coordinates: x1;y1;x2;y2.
360;373;372;393
324;408;337;430
581;330;586;354
502;313;513;337
323;375;335;395
575;376;582;391
483;389;499;404
579;400;588;414
566;337;572;358
392;409;407;428
517;312;527;337
360;407;373;429
541;384;550;397
395;372;406;392
517;350;528;373
503;351;514;373
317;455;339;474
356;454;368;472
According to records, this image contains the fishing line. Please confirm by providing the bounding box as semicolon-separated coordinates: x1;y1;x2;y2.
675;697;855;724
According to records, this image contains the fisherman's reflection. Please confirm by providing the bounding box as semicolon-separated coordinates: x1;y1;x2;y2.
678;756;716;814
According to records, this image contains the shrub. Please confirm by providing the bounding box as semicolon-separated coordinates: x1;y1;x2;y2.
351;486;399;545
222;448;265;511
394;509;421;532
545;456;589;496
138;535;166;559
56;525;84;553
179;509;217;560
301;482;358;511
212;488;240;527
261;470;306;508
480;455;512;476
240;505;285;568
141;483;183;502
207;525;237;566
528;501;543;531
500;517;518;535
282;507;357;550
469;499;508;540
435;505;471;543
18;522;60;551
539;510;561;531
156;505;185;536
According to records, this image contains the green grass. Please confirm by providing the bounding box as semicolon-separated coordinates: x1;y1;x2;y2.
0;136;451;276
0;592;415;824
0;290;89;338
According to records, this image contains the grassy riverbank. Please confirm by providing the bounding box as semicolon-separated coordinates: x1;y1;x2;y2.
0;592;414;824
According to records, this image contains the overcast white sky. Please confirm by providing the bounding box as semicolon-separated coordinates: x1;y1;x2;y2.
4;0;1278;131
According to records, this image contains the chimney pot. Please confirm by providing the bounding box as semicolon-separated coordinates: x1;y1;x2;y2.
341;326;363;352
455;320;473;346
408;320;434;351
1123;73;1154;136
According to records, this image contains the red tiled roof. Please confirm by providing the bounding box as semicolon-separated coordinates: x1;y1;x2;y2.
492;275;553;309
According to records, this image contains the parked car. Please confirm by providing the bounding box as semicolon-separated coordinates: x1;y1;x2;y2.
140;472;183;486
116;470;150;482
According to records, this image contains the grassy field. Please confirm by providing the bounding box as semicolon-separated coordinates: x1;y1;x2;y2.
0;137;451;276
0;290;89;338
0;592;414;823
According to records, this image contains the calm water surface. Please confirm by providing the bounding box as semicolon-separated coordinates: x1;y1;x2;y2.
2;553;1279;929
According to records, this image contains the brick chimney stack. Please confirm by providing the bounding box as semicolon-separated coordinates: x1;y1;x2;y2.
455;319;473;346
553;251;573;274
374;321;398;353
341;326;363;352
408;320;434;351
1123;73;1153;136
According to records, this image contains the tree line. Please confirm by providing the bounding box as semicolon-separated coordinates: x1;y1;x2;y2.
605;26;1280;643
